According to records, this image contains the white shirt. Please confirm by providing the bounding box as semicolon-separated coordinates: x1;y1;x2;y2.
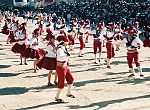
56;45;69;62
45;45;56;58
17;33;26;45
29;37;39;50
122;37;143;50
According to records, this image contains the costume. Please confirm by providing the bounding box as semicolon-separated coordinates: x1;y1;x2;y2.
11;29;27;54
22;29;45;59
78;28;85;50
122;32;143;68
93;30;103;54
56;44;74;89
106;29;115;59
36;41;56;70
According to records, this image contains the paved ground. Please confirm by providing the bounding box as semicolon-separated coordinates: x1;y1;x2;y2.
0;18;150;110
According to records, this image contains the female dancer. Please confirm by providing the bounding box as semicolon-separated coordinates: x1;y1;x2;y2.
22;28;45;72
36;36;57;86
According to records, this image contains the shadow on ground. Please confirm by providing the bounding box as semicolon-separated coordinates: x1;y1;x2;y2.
67;94;150;110
0;73;21;77
15;101;69;110
0;64;11;69
0;87;28;95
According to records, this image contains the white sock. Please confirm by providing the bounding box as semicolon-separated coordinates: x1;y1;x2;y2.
130;68;135;74
67;84;72;95
56;88;62;99
137;66;143;75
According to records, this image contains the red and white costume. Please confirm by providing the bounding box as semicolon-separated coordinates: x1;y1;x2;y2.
78;28;85;50
122;35;143;68
56;44;74;89
93;30;104;54
11;30;28;54
36;41;56;70
105;29;115;59
22;34;45;59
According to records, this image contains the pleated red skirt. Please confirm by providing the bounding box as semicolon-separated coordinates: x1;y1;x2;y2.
11;43;27;54
22;48;46;59
36;57;56;70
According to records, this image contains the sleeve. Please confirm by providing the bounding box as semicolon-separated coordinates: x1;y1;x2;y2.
136;37;143;46
46;45;53;53
57;48;69;62
120;38;128;47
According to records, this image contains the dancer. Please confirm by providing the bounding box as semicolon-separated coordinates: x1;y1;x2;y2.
105;23;115;68
36;36;57;86
122;29;144;77
11;28;28;65
93;27;104;64
22;28;45;73
55;39;75;103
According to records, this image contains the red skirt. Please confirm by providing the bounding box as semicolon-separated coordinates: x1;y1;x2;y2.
11;43;27;54
22;48;46;59
143;38;150;47
36;57;56;70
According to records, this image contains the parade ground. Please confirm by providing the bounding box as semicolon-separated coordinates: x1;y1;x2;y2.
0;18;150;110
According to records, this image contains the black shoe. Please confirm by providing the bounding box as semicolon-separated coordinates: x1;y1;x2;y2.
94;61;98;64
55;98;64;103
107;66;111;68
140;74;144;77
66;94;75;98
54;81;57;86
20;63;22;65
24;63;28;65
128;74;135;77
78;55;83;57
48;83;53;86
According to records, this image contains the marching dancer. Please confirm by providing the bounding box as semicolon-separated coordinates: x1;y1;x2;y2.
55;38;75;103
122;29;144;77
78;27;85;57
105;23;115;68
11;28;28;65
22;28;45;73
93;27;104;64
36;35;57;86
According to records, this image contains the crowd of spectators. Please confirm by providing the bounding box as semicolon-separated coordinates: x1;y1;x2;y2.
1;0;150;29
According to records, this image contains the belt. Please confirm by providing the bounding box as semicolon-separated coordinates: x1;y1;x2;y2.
127;49;137;53
107;40;113;43
56;61;65;67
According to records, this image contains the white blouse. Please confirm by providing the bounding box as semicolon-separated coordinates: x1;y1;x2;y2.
56;45;69;62
45;45;56;58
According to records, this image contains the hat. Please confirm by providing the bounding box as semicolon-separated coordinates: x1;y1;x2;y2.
56;35;69;43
